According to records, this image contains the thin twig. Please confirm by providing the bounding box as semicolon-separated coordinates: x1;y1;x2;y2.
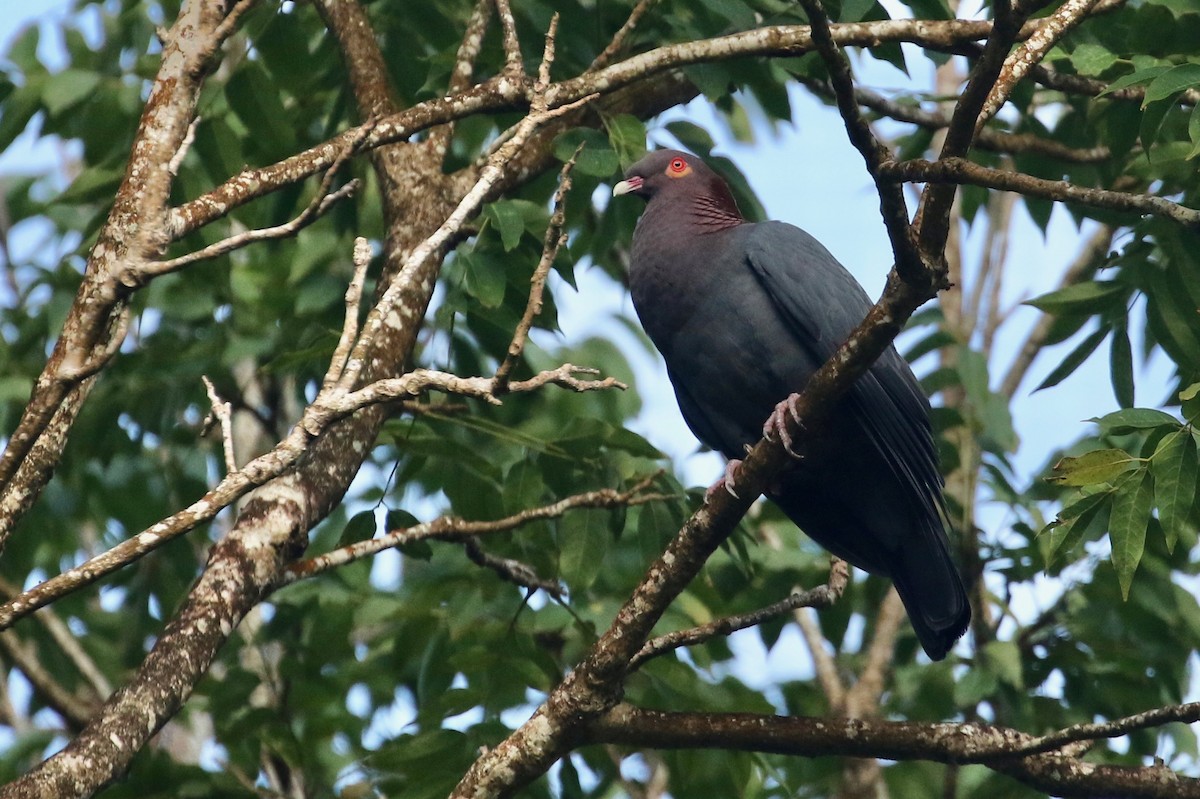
0;629;96;729
588;0;659;72
0;577;112;700
168;117;199;177
429;0;494;159
281;476;668;584
147;181;359;278
796;0;928;287
822;82;1112;164
494;0;524;77
884;158;1200;229
979;189;1016;354
462;539;564;599
629;559;847;671
913;0;1031;260
493;144;582;392
994;702;1200;759
322;237;373;391
211;0;258;46
202;376;237;473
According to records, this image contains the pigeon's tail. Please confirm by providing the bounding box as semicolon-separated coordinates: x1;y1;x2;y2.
890;520;971;661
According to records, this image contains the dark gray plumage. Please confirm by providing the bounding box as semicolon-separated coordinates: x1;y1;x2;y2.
614;149;969;660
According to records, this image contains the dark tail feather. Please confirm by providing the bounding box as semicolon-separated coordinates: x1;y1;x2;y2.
890;522;971;661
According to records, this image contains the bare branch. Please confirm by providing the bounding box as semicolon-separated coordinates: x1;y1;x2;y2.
167;117;199;177
588;0;660;72
1004;702;1200;759
884;157;1200;229
429;0;494;158
0;577;112;701
629;560;847;671
795;0;930;289
977;0;1105;132
494;0;525;77
494;145;581;392
147;141;361;279
913;1;1031;260
589;704;1200;798
826;83;1112;163
462;539;565;599
281;476;668;584
202;376;237;474
0;629;96;730
322;237;373;392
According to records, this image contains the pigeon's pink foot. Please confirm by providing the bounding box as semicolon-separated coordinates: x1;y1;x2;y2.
763;394;804;458
705;459;743;503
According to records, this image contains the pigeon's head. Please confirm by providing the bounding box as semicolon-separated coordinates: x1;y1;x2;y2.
613;150;741;220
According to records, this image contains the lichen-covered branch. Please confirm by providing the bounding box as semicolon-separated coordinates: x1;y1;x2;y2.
588;704;1200;798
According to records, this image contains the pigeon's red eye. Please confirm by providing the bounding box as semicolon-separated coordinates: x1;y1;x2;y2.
666;157;692;178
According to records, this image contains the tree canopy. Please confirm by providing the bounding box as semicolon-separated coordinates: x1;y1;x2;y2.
1;0;1199;797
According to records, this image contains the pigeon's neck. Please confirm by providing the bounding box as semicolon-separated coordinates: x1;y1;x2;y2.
688;195;744;230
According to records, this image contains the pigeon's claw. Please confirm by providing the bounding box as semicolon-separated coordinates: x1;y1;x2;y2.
705;459;744;503
763;395;804;459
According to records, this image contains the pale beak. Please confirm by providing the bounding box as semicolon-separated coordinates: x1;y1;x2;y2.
612;176;643;196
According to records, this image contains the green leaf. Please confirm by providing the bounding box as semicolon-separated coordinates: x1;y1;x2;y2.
1024;280;1125;314
1070;43;1119;76
557;508;611;592
1041;489;1110;567
42;69;101;116
460;250;506;309
1091;408;1181;436
1097;65;1171;98
604;113;647;168
385;510;431;559
1188;103;1200;160
1109;469;1154;600
1110;323;1134;408
1047;448;1139;487
553;128;619;177
1143;63;1200;105
1152;430;1198;554
338;510;377;547
1035;327;1108;392
484;202;526;252
982;640;1023;689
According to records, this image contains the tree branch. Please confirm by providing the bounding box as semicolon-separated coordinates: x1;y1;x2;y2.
493;145;580;392
629;558;847;671
281;476;667;584
883;157;1200;228
976;0;1106;133
589;704;1200;798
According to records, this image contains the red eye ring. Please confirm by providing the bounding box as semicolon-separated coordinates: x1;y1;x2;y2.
669;157;687;173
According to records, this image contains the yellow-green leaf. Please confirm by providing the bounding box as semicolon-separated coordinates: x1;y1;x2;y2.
1047;448;1139;487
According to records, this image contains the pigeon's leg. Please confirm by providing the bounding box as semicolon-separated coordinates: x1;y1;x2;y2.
705;459;742;503
763;393;804;458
